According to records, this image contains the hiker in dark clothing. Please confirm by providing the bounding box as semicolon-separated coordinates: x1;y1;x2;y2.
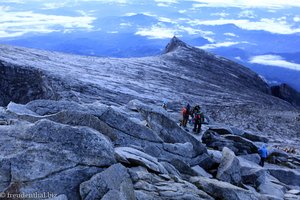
182;103;190;127
190;105;199;125
162;100;168;110
258;144;268;167
193;106;204;133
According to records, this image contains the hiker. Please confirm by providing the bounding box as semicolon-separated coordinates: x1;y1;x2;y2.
181;103;190;127
189;105;198;124
193;106;204;133
162;100;168;110
258;144;268;167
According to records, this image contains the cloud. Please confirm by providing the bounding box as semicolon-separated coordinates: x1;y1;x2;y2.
188;18;300;34
2;0;25;3
155;0;178;7
224;32;237;37
234;56;242;61
107;31;118;34
211;12;230;17
0;9;96;38
198;41;239;49
123;12;137;16
158;17;174;23
190;0;300;9
154;0;178;3
238;10;256;18
249;55;300;71
75;0;128;3
42;2;67;10
293;16;300;22
120;22;132;26
157;3;169;7
135;25;178;39
178;25;213;36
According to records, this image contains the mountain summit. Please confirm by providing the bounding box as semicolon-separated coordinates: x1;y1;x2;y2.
163;36;190;53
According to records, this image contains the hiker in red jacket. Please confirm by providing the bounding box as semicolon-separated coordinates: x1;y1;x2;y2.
181;103;190;127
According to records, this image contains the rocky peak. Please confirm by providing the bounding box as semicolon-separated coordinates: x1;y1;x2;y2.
163;36;190;53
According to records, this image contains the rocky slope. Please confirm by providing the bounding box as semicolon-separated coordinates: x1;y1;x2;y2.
0;37;299;199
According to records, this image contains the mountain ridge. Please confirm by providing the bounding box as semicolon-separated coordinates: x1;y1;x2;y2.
0;39;299;140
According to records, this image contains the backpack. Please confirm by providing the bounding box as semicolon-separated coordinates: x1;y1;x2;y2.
182;108;187;115
195;112;204;122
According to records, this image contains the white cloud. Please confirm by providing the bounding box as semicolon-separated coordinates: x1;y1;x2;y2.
157;3;169;7
211;12;229;17
178;10;187;14
76;0;128;3
107;31;118;34
155;0;177;7
249;55;300;71
190;0;300;9
135;25;178;39
0;6;11;11
2;0;25;3
158;17;173;23
123;12;137;17
188;18;300;34
141;12;157;17
120;22;132;26
198;41;239;49
0;9;96;38
234;56;242;61
154;0;178;3
42;2;67;10
224;32;237;37
177;25;208;35
293;16;300;22
238;10;256;18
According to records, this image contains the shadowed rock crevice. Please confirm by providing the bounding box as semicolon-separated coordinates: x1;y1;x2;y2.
0;61;57;106
271;83;300;107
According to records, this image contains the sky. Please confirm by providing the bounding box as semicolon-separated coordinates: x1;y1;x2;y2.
1;0;300;37
1;0;300;72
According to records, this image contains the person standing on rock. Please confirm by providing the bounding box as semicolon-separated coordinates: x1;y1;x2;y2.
181;103;190;127
258;144;268;167
193;106;204;133
162;99;168;110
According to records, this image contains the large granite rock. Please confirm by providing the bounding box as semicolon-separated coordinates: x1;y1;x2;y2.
238;154;261;165
216;147;242;186
267;167;300;186
257;179;286;199
133;100;207;156
190;176;260;200
129;166;213;200
241;131;269;143
0;119;115;199
115;147;168;174
202;130;258;155
80;163;135;200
